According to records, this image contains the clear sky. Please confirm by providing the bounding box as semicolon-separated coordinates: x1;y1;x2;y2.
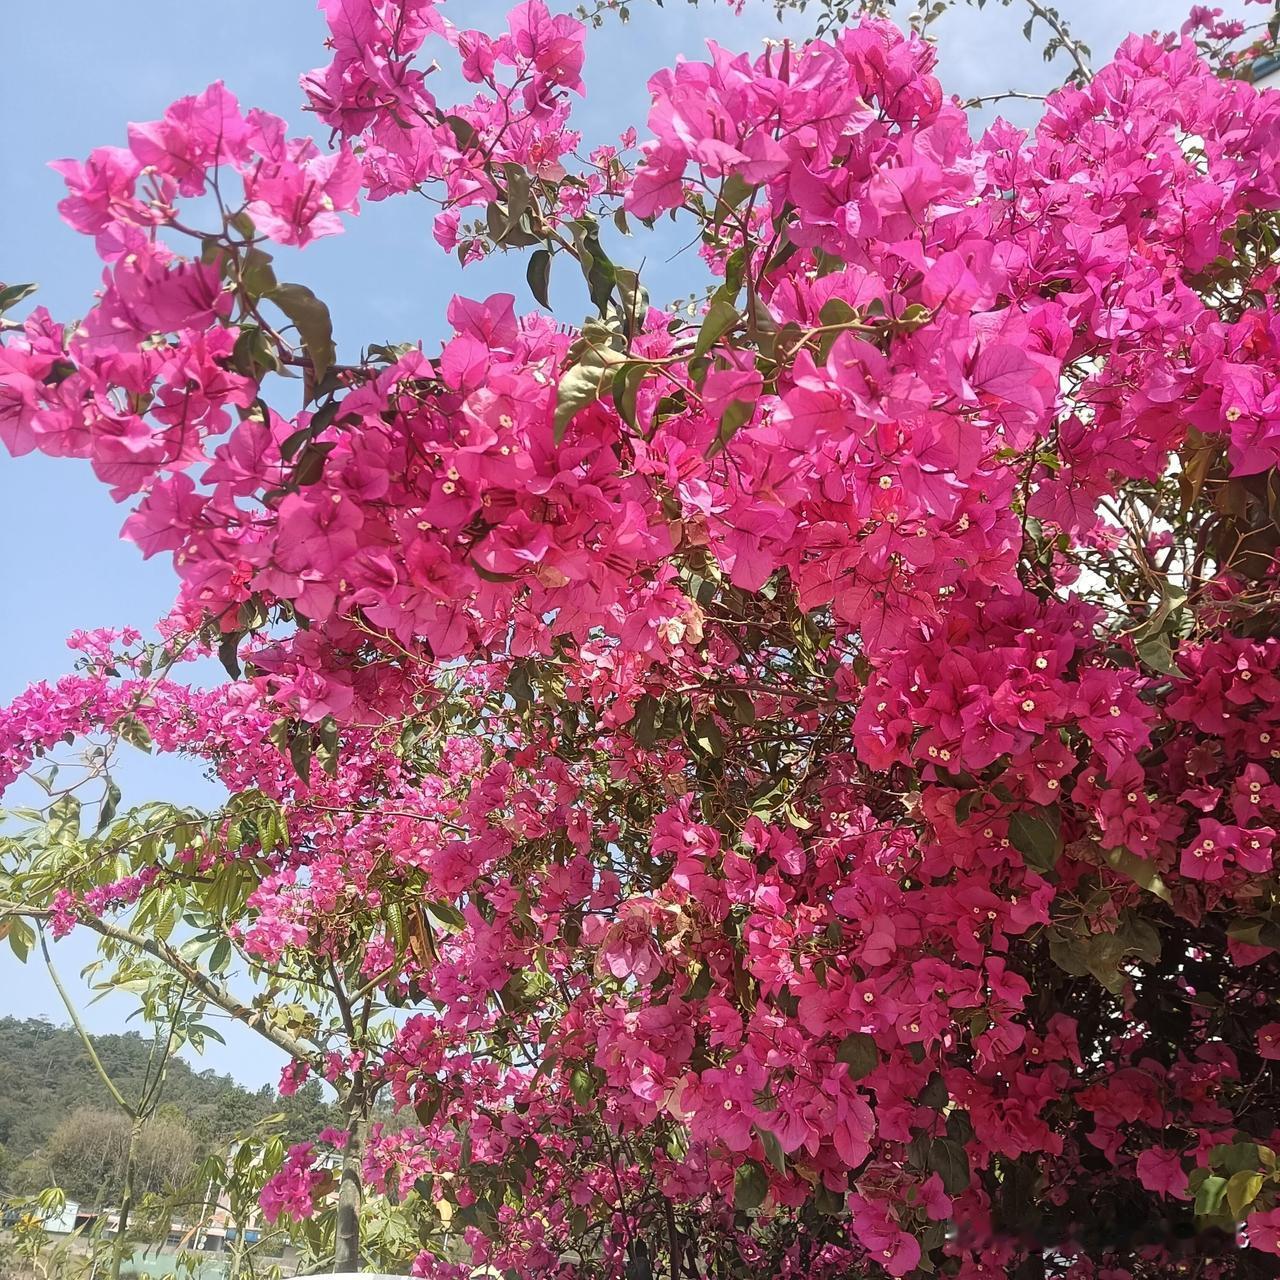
0;0;1246;1090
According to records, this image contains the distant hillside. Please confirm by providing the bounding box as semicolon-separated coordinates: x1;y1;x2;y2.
0;1017;339;1206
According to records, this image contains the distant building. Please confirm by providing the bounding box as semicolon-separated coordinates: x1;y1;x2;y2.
1253;54;1280;90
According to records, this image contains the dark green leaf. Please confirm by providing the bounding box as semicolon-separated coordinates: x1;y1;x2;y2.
294;441;336;487
733;1159;769;1211
209;938;232;974
693;298;740;361
1103;846;1172;904
836;1032;878;1081
315;715;340;778
709;397;753;457
554;342;625;443
717;174;755;213
218;632;243;679
919;1072;949;1109
526;249;552;309
1136;631;1178;675
928;1137;970;1195
117;715;153;754
613;267;649;338
611;361;649;431
268;283;336;390
1008;804;1062;872
96;781;121;833
569;1067;596;1108
945;1109;973;1145
240;247;278;299
688;714;724;760
442;115;477;150
426;900;466;932
47;794;81;844
757;1126;787;1175
8;918;35;964
0;282;39;315
1194;1174;1228;1218
289;732;313;786
414;1083;444;1128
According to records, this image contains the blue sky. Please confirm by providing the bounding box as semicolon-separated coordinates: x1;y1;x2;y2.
0;0;1247;1090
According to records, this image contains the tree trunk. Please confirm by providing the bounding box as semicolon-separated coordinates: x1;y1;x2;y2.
109;1117;143;1280
334;1088;366;1272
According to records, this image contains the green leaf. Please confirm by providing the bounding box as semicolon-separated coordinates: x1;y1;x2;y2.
7;918;34;964
1047;928;1090;977
709;398;754;458
613;267;649;338
692;298;740;361
294;441;336;487
554;341;625;444
486;164;538;248
1008;804;1062;872
688;714;724;760
96;781;122;833
717;174;755;214
927;1137;970;1195
414;1083;444;1128
1103;846;1172;904
712;247;748;309
218;631;243;679
116;714;153;754
813;1181;845;1215
733;1159;769;1211
0;282;39;315
1136;631;1178;675
1115;911;1161;965
313;716;340;778
757;1126;787;1175
568;217;617;316
426;900;466;932
206;939;231;975
442;115;477;150
289;732;313;786
569;1067;596;1108
268;283;336;389
470;558;520;584
240;247;278;299
1194;1174;1228;1218
817;295;862;336
1052;929;1133;994
919;1072;949;1109
385;902;408;955
1211;1141;1269;1175
611;361;649;431
1132;582;1187;675
836;1032;878;1081
526;249;552;309
47;794;81;844
1226;1169;1264;1218
945;1109;974;1145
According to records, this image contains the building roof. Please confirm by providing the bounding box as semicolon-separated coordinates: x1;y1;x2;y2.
1253;54;1280;83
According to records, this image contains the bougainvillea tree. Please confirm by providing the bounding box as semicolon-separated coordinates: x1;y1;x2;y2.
5;0;1280;1275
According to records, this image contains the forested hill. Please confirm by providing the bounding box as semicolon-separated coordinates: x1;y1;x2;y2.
0;1017;339;1206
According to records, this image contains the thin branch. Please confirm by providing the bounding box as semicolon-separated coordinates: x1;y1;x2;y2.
1022;0;1092;82
12;901;321;1069
39;928;134;1117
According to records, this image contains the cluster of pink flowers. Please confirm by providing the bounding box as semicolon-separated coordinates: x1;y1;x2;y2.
260;1142;327;1223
